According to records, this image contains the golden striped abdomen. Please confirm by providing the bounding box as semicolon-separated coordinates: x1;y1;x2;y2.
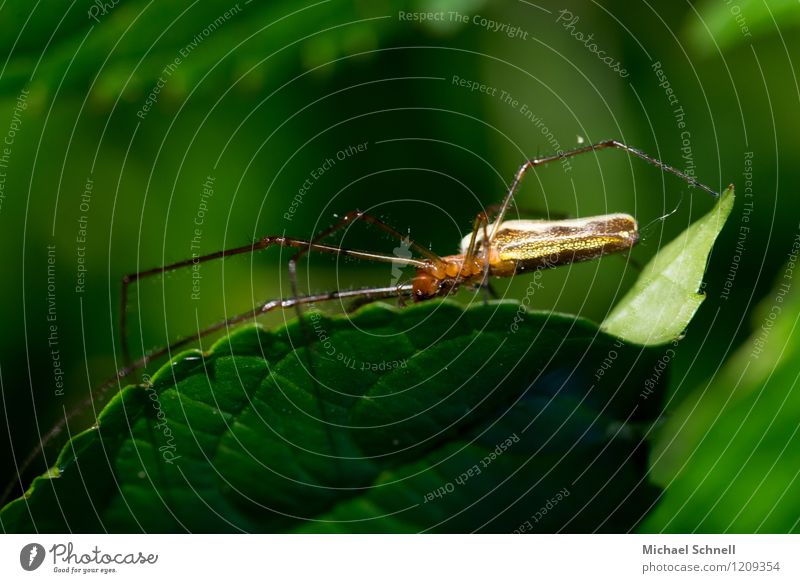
460;214;639;276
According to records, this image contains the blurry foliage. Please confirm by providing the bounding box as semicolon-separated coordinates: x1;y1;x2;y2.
685;0;800;56
645;261;800;532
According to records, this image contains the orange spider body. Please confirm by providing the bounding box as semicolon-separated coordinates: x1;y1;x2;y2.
412;213;639;301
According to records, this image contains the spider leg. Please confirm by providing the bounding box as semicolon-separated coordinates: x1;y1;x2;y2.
488;139;720;242
120;236;425;363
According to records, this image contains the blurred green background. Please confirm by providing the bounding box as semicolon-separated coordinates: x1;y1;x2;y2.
1;0;798;531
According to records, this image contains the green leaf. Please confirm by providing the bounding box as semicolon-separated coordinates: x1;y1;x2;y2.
2;301;668;533
601;186;735;345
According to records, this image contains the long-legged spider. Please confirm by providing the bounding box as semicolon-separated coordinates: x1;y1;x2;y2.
117;139;718;379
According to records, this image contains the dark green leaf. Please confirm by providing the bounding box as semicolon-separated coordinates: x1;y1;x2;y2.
2;301;666;533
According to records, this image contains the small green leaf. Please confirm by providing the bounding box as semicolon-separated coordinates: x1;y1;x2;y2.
601;186;735;345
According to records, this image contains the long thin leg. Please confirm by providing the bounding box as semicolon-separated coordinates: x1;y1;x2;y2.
345;282;411;313
489;139;720;242
118;283;414;382
120;236;426;363
479;216;493;303
462;211;490;265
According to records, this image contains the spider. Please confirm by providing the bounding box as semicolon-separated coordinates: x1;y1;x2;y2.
117;139;718;378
